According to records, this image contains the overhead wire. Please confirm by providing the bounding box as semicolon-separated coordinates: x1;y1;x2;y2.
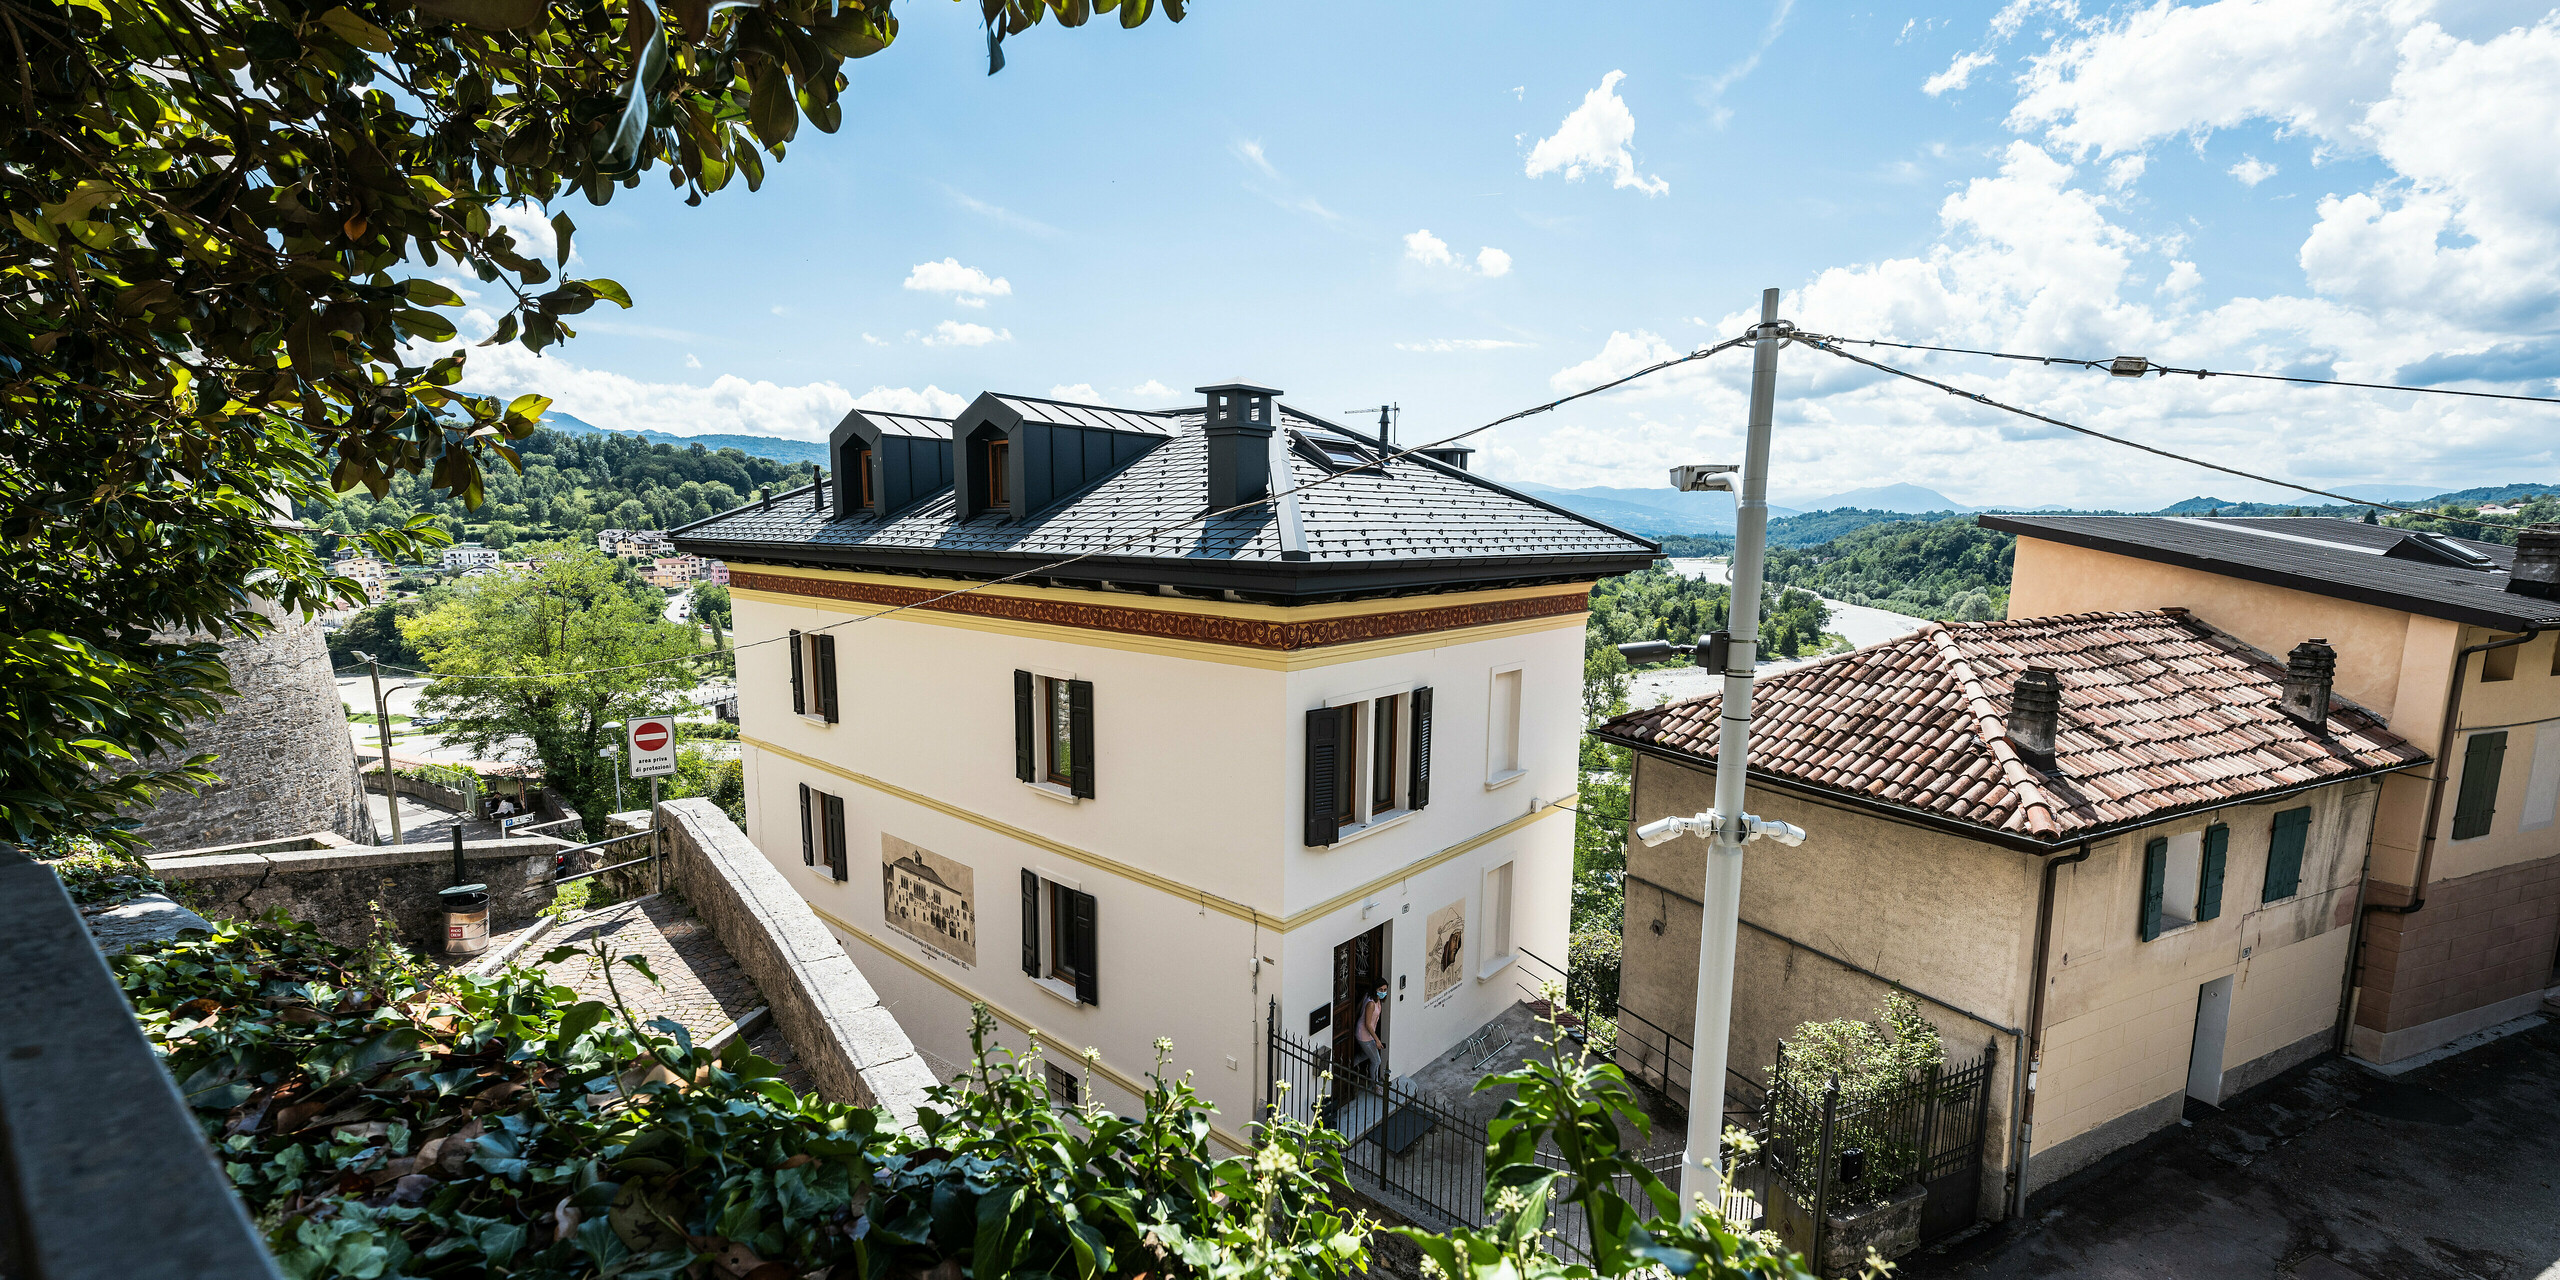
356;333;1760;685
1804;332;2560;407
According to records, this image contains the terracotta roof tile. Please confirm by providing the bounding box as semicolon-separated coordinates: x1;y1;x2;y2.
1594;609;2429;846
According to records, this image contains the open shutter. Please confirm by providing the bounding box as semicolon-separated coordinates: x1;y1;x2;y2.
2452;731;2507;840
1305;707;1344;847
1069;889;1098;1006
2197;825;2228;921
1408;686;1434;811
1014;670;1036;783
1068;679;1095;799
788;630;806;715
1020;870;1040;977
823;793;848;882
799;783;815;866
815;634;840;724
2139;837;2168;941
2262;808;2310;902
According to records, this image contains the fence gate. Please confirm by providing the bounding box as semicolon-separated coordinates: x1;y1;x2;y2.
1752;1042;1996;1265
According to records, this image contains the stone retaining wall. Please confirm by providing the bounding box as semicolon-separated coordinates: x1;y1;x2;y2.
654;798;937;1125
149;834;567;949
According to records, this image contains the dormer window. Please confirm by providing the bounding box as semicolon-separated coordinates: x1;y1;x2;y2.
985;438;1011;508
856;450;875;509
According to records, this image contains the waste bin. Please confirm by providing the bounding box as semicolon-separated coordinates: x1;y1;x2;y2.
439;883;490;957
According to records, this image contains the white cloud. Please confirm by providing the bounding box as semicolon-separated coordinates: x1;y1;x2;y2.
2161;260;2203;294
1048;383;1102;403
903;258;1013;303
1524;71;1669;195
922;320;1010;348
1404;229;1515;278
488;202;575;267
2228;155;2278;186
430;343;884;442
1233;139;1279;179
862;333;886;346
1697;0;1797;126
2104;154;2146;189
854;385;971;417
1398;339;1533;352
1475;246;1514;278
1128;379;1180;401
1924;51;1998;95
684;354;702;369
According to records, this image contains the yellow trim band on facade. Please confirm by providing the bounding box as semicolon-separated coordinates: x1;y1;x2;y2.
744;563;1580;623
746;735;1575;933
807;903;1254;1155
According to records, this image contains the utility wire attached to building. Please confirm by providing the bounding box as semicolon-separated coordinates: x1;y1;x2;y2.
1804;332;2560;407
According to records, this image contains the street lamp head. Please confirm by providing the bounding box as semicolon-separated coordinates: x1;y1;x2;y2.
351;650;372;663
1670;463;1739;493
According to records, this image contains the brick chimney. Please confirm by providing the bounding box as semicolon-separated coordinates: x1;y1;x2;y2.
2278;638;2337;727
2007;667;2060;769
1197;382;1281;510
2512;523;2560;599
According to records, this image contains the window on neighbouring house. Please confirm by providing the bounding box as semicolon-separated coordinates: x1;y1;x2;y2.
786;629;840;723
1013;671;1094;798
1481;860;1515;975
2452;730;2508;840
2484;638;2521;682
985;438;1011;509
1303;687;1434;846
2140;824;2226;940
797;783;848;881
1045;1061;1081;1109
2261;807;2312;902
1488;668;1523;783
1020;869;1098;1005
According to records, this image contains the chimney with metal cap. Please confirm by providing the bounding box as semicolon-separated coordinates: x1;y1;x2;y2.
2278;638;2337;727
1198;381;1281;510
2512;523;2560;599
2007;667;2060;769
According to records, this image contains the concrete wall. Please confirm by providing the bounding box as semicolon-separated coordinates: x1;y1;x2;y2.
728;566;1588;1147
121;603;375;852
654;799;937;1123
148;835;566;949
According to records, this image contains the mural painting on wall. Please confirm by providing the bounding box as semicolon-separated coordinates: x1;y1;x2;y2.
883;834;976;967
1423;898;1467;1003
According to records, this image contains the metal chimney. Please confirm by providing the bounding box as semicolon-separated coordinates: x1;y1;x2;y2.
2007;667;2060;769
1197;381;1281;510
2512;523;2560;599
2278;638;2337;727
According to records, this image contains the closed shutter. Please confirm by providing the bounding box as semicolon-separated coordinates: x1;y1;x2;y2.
1068;679;1095;799
1013;670;1036;783
822;793;848;882
2197;824;2228;921
2139;837;2168;941
814;634;840;724
1069;889;1098;1006
1305;707;1344;847
789;629;806;715
2262;808;2310;902
1020;869;1040;977
799;783;814;866
2452;731;2508;840
1408;686;1434;811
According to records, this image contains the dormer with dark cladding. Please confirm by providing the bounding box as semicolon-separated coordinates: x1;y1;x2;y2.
953;394;1179;521
830;409;954;520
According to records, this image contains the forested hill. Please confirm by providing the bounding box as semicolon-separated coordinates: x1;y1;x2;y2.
299;427;815;550
1762;516;2015;621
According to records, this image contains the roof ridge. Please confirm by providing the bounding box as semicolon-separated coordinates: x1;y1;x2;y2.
1927;622;2063;838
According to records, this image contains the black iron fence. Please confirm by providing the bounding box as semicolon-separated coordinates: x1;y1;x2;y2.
1756;1042;1996;1263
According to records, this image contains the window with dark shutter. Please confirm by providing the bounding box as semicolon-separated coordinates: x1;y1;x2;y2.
822;793;848;881
1020;869;1040;977
1408;686;1434;810
799;783;815;867
815;634;840;724
1305;706;1345;846
2196;824;2228;921
789;629;806;716
1068;888;1098;1006
2452;731;2507;840
1068;679;1095;799
2139;837;2168;941
2262;808;2310;902
1014;670;1036;783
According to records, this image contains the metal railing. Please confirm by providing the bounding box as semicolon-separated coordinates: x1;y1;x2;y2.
1612;1002;1694;1103
1759;1042;1998;1259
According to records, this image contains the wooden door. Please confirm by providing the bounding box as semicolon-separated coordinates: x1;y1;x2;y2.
1330;923;1389;1074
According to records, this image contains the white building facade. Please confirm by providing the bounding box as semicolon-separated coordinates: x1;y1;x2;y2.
674;384;1653;1151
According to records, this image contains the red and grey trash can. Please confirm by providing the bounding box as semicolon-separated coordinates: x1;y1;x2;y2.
439;882;490;956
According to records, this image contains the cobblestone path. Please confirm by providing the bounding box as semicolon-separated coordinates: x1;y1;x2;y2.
538;895;764;1042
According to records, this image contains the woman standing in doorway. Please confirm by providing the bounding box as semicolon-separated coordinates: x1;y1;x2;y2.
1354;980;1388;1083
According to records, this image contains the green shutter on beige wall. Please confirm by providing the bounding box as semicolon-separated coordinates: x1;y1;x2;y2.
2139;837;2168;942
2451;731;2507;840
2262;807;2310;902
2197;825;2228;922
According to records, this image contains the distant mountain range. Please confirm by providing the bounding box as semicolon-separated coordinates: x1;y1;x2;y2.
542;412;828;467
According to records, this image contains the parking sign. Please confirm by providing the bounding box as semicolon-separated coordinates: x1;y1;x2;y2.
628;716;677;778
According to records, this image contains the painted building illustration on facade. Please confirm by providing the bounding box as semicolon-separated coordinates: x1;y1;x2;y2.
883;836;977;966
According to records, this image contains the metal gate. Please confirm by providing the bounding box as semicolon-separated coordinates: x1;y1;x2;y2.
1755;1041;1996;1262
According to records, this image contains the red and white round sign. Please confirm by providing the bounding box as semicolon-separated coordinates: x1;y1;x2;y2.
627;716;677;778
632;720;669;752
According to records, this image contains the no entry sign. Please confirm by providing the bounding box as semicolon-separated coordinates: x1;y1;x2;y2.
628;716;676;778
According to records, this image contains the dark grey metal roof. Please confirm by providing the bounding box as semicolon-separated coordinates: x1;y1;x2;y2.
673;398;1657;598
1981;515;2560;631
859;412;952;440
986;396;1182;436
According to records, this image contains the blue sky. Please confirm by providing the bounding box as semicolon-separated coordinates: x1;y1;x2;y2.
435;0;2560;508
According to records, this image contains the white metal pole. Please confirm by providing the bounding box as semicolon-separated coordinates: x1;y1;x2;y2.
1678;287;1787;1216
369;658;402;846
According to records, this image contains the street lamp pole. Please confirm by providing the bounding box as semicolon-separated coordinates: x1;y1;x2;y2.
356;652;401;845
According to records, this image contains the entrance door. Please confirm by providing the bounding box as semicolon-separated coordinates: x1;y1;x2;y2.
2186;975;2234;1106
1330;923;1390;1079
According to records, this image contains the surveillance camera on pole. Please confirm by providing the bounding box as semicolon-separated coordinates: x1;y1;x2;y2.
1670;463;1739;493
1635;810;1806;849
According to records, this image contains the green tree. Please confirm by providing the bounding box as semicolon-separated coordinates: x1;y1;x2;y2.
402;552;694;836
2;0;1181;853
690;582;733;629
326;599;429;668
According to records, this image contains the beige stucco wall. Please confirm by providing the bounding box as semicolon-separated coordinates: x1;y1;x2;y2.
729;568;1587;1146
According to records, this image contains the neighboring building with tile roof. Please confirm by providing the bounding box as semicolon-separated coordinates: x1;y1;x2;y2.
1597;610;2425;1217
1988;515;2560;1070
671;382;1656;1153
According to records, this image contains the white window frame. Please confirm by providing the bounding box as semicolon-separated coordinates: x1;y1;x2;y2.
1022;665;1082;804
1477;859;1517;979
1486;664;1527;790
795;630;833;728
1325;682;1422;845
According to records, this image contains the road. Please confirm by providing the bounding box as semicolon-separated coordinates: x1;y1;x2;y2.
1629;558;1931;708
